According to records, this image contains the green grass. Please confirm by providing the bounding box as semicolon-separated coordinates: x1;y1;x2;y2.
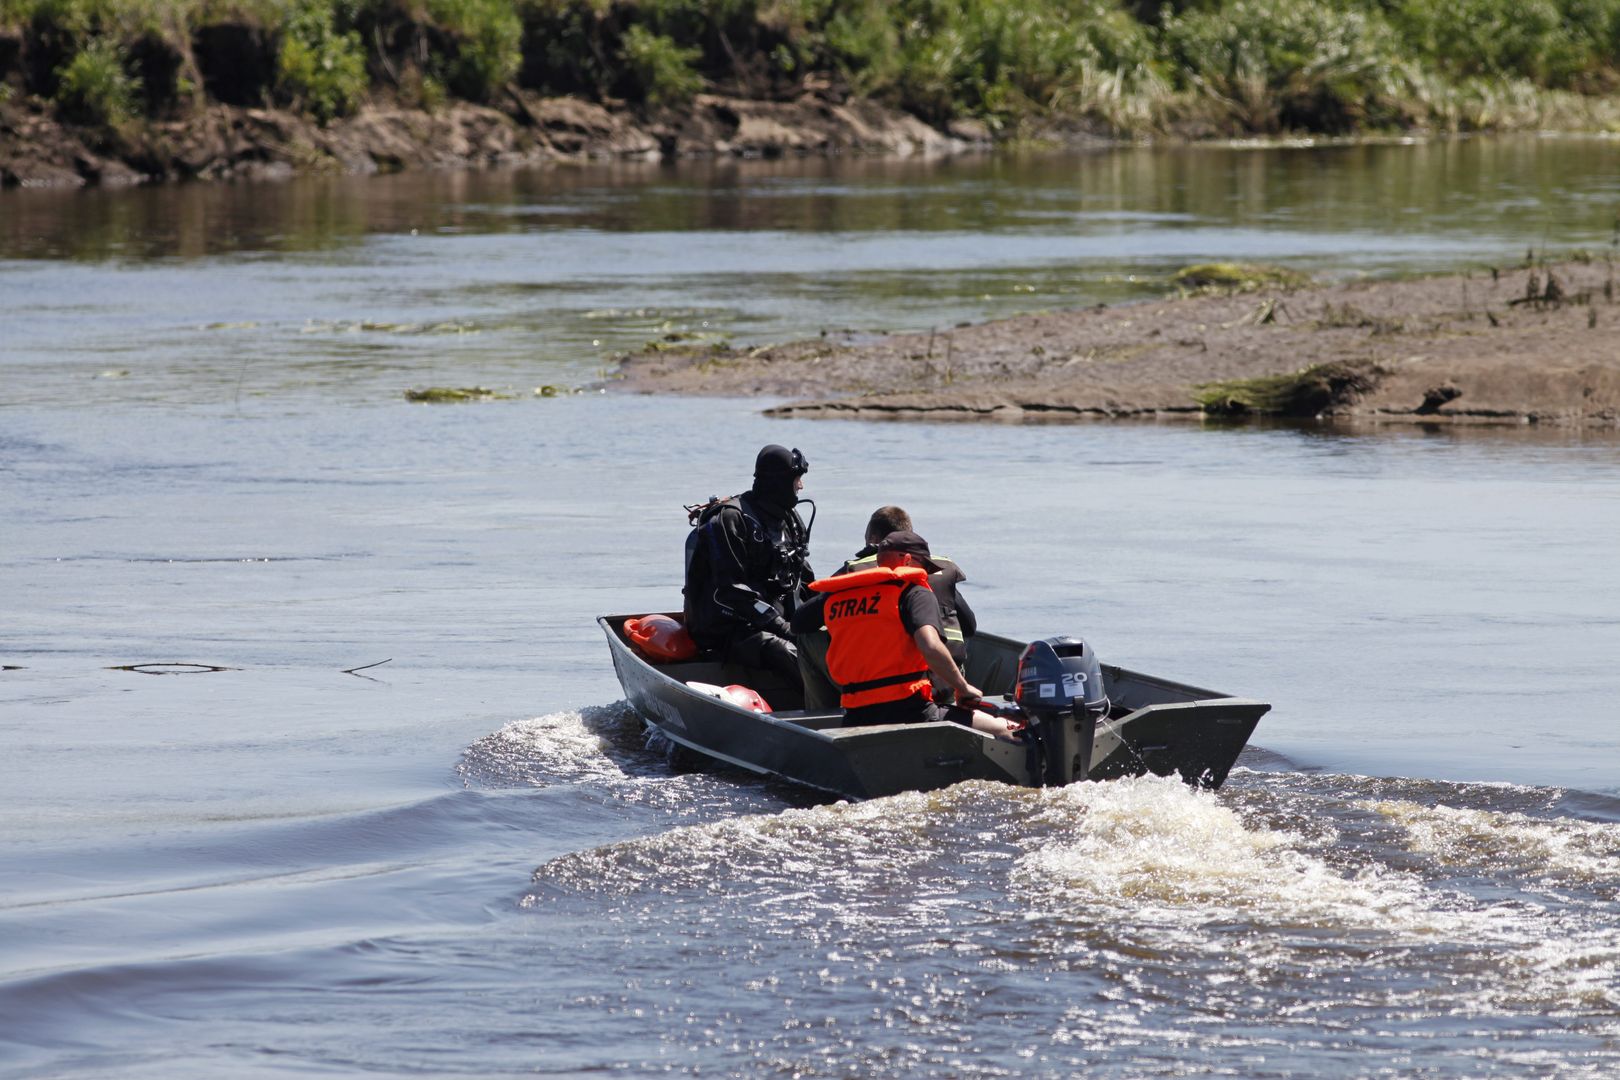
1195;361;1382;416
1172;262;1312;292
276;0;367;122
6;0;1620;136
403;385;514;402
54;35;139;123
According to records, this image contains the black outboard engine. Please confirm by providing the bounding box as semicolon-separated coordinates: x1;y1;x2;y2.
1014;636;1110;786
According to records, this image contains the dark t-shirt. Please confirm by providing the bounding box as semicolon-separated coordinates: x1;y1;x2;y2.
896;581;943;637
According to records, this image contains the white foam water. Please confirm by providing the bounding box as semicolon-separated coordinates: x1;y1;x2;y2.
459;704;821;819
460;705;651;790
1014;776;1441;931
1371;798;1620;886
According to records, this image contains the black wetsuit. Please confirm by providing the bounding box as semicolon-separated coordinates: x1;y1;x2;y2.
684;488;812;689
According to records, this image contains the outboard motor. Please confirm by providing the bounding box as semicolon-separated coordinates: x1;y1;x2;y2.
1014;636;1110;786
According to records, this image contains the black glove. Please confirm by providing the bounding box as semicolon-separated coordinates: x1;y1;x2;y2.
721;584;789;635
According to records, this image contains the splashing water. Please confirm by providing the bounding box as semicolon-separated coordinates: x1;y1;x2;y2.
520;771;1620;1067
1372;798;1620;887
458;703;653;790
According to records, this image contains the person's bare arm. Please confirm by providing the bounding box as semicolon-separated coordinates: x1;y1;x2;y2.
911;626;1017;737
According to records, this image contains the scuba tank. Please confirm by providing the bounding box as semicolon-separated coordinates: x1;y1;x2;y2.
681;493;816;629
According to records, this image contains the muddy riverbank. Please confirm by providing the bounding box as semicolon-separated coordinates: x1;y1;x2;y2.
0;91;988;188
611;258;1620;427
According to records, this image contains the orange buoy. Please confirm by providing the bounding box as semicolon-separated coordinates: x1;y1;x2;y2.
721;684;771;713
623;614;697;662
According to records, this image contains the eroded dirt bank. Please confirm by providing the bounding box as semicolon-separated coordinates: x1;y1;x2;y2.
0;92;987;188
611;259;1620;427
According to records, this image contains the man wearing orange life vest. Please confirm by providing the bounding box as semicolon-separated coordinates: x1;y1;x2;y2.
797;505;978;710
791;530;1020;738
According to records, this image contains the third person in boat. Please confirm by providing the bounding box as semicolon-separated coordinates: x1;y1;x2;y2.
837;505;976;698
798;505;977;709
791;530;1019;738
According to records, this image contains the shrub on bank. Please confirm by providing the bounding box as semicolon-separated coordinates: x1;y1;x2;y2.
276;0;366;120
619;22;702;105
1159;0;1415;132
882;0;1164;125
4;0;1620;137
425;0;521;101
517;0;836;104
54;33;138;122
1388;0;1617;88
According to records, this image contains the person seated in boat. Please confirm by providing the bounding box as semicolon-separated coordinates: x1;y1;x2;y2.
839;505;976;676
683;444;814;691
791;530;1018;738
798;506;977;709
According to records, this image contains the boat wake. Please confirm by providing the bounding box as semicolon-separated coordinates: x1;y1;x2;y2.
521;768;1620;1053
456;702;819;817
1371;797;1620;884
458;703;655;789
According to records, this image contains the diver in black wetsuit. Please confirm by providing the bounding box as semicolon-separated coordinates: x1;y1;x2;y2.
682;445;814;690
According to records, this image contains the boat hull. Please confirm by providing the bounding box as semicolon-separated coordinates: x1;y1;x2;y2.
601;614;1267;800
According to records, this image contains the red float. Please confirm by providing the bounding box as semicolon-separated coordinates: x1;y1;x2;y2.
622;614;697;662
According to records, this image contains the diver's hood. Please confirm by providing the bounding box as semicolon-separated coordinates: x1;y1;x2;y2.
751;444;804;510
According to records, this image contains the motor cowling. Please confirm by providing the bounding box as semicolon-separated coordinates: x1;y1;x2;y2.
1016;636;1108;719
1014;636;1109;786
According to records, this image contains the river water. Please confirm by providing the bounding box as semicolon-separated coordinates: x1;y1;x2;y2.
2;137;1619;1077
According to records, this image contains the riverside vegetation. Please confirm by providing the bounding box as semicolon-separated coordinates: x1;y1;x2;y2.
5;0;1620;186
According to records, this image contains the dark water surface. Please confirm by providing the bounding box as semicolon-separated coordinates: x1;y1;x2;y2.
3;139;1620;1076
4;135;1620;406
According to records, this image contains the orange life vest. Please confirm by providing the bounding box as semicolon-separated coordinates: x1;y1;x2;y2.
808;565;932;709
